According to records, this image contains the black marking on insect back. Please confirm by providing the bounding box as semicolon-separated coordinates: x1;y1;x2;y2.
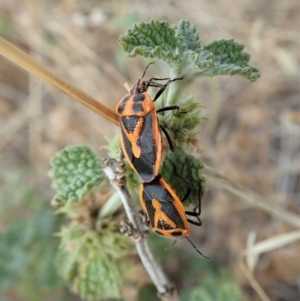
133;94;145;101
144;197;155;226
132;102;143;113
129;112;157;182
117;95;130;114
155;230;164;236
171;231;183;237
138;112;156;163
120;112;158;182
122;95;131;103
160;201;185;229
120;125;134;161
143;181;172;203
143;181;185;228
157;220;174;230
121;116;141;133
131;155;155;182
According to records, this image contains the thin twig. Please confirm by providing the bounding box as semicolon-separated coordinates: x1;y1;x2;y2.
101;154;178;301
0;37;118;126
237;257;271;301
204;165;300;228
237;229;300;301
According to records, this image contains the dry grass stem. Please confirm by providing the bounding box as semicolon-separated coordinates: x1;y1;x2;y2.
244;230;300;274
238;230;300;301
244;230;300;258
204;165;300;228
238;257;271;301
0;37;118;126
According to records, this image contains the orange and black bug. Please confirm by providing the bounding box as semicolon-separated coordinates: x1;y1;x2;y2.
139;169;208;257
116;63;183;182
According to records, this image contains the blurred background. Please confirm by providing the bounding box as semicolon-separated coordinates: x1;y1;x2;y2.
0;0;299;300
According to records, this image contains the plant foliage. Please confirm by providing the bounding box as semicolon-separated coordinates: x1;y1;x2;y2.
47;18;260;301
118;19;260;82
49;145;104;208
0;169;63;300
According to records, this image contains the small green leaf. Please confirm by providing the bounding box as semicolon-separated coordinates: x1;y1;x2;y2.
48;146;104;207
180;270;245;301
201;39;260;82
55;225;132;301
176;19;201;52
118;19;180;66
160;149;206;207
75;255;121;300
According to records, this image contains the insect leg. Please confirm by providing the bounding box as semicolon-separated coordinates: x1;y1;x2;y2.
171;163;193;203
157;105;187;152
160;125;175;151
186;182;203;225
172;164;203;225
150;77;183;102
157;105;180;115
148;77;171;81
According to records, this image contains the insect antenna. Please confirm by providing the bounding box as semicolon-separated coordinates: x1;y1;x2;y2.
164;240;177;251
141;62;155;79
186;236;211;260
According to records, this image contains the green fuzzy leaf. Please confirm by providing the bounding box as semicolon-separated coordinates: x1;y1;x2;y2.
160;149;206;207
176;19;201;52
118;19;260;82
55;225;132;301
118;19;180;66
180;270;245;301
48;146;104;207
75;255;121;300
201;39;260;82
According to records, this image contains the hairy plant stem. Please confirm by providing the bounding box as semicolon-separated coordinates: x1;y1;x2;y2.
102;157;178;301
167;69;192;105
